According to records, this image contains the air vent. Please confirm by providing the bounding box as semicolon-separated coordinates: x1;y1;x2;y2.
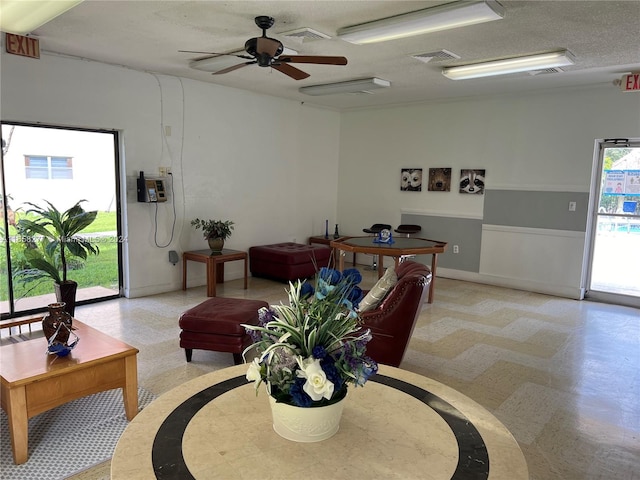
411;49;460;64
281;28;331;41
529;67;564;75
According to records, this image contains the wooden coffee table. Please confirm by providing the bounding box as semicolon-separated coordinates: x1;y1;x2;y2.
0;319;139;464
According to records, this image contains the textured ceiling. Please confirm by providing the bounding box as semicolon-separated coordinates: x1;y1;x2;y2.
20;0;640;110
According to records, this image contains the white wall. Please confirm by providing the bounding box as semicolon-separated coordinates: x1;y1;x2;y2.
337;87;640;298
1;51;341;297
3;47;639;301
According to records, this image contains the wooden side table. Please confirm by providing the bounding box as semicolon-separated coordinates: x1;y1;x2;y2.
308;236;356;267
182;249;248;297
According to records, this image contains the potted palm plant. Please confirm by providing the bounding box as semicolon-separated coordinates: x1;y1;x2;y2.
191;218;234;252
16;200;100;316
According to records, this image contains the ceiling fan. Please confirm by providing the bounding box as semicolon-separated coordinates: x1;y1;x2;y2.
180;16;347;80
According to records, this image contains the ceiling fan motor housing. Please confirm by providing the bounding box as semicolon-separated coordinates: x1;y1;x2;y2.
244;37;283;66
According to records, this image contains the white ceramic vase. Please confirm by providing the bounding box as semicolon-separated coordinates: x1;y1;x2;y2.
268;395;346;442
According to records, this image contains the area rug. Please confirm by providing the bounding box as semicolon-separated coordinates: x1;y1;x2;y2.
1;387;156;480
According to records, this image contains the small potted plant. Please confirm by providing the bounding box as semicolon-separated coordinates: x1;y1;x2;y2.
15;200;100;316
191;218;234;252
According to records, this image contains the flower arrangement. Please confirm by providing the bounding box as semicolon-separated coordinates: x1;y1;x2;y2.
243;267;378;407
190;218;234;240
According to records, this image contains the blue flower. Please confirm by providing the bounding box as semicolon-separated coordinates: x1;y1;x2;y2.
321;359;344;391
289;378;313;407
342;268;362;285
300;282;315;299
347;285;364;307
315;278;335;299
319;267;342;285
312;345;327;359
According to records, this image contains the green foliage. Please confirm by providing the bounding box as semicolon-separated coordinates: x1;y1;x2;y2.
190;218;234;240
15;200;100;285
4;240;118;301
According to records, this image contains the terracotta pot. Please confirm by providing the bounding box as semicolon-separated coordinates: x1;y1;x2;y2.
207;237;224;252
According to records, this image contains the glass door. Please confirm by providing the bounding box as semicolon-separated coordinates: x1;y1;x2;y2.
586;140;640;307
0;123;122;318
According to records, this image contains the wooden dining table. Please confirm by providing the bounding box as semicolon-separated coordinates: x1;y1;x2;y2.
330;236;448;303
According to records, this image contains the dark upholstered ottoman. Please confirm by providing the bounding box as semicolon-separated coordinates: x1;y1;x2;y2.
249;242;331;282
179;297;268;365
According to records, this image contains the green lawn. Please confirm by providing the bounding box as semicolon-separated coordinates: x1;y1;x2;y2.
1;211;120;302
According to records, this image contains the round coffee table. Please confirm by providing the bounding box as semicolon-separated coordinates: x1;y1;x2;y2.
111;364;527;479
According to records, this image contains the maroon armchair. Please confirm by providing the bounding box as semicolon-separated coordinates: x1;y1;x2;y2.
360;261;432;367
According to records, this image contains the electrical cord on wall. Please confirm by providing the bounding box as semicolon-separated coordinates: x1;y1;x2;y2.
153;172;177;248
151;73;186;247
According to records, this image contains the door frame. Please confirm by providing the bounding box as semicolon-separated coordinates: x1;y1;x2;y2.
0;121;124;319
584;138;640;308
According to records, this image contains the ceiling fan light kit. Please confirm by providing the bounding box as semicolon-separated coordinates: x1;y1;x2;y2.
299;78;391;96
337;0;505;44
0;0;83;35
190;47;298;73
442;50;575;80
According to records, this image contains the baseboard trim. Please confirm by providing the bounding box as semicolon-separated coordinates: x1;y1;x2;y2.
436;267;584;300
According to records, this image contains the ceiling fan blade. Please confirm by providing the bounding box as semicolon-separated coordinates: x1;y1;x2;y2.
256;37;281;57
278;55;348;65
271;63;310;80
212;62;255;75
179;50;253;60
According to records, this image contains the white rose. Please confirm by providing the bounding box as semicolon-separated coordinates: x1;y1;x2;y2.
297;357;334;401
246;358;262;385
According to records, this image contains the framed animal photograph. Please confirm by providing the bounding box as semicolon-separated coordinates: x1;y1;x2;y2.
459;169;485;194
400;168;422;191
428;168;452;191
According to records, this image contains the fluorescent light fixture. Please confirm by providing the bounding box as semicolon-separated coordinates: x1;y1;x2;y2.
190;47;297;73
442;50;575;80
0;0;83;35
337;0;504;45
299;78;391;96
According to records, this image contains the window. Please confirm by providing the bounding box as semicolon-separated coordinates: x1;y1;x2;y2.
25;155;73;179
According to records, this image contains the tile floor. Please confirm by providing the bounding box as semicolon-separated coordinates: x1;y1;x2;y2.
7;269;639;479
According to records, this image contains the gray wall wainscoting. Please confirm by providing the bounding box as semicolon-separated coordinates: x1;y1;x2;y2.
483;190;590;232
401;213;483;273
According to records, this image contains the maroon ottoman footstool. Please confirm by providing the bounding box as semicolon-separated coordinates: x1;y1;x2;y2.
249;242;331;282
179;297;268;365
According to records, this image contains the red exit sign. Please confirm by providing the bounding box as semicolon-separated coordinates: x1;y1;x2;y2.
5;33;40;59
621;73;640;92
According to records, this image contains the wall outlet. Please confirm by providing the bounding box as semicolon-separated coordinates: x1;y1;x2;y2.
569;201;577;211
166;167;172;175
159;167;167;177
453;245;459;254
